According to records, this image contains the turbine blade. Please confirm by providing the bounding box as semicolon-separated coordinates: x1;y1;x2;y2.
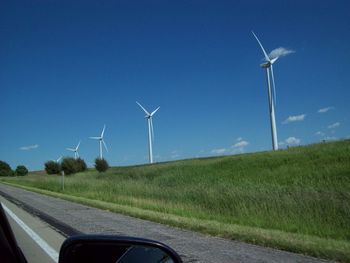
136;101;150;116
270;56;279;64
89;137;101;140
102;139;108;152
270;65;277;107
150;106;160;116
252;31;270;62
101;124;106;137
66;148;75;151
76;141;81;150
57;156;62;162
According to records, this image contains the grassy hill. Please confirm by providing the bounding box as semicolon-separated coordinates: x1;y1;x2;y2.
1;140;350;262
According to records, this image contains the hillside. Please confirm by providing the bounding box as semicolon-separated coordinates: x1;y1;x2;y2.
1;140;350;262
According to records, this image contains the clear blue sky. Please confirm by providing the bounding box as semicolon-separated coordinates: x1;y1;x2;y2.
1;0;349;171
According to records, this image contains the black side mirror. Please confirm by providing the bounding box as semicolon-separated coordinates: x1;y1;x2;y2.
59;235;183;263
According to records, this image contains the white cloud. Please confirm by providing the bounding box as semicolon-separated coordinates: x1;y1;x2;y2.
282;114;306;124
233;140;249;148
268;47;295;59
315;131;325;136
328;122;340;129
19;144;39;151
285;137;301;145
236;137;243;141
211;148;227;154
318;106;334;113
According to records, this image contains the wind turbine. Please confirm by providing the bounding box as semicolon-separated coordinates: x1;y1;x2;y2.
52;156;62;163
89;125;108;159
136;102;160;164
66;141;80;159
252;31;279;151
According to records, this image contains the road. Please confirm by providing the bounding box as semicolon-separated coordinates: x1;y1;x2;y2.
0;184;333;263
0;196;65;263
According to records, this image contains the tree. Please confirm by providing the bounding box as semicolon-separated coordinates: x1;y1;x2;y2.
45;161;61;174
0;160;13;176
95;158;109;172
61;157;87;175
15;165;28;176
61;158;78;175
76;158;87;172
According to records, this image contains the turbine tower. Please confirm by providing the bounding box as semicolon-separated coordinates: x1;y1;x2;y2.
252;31;279;150
66;141;80;159
136;102;160;164
89;125;108;159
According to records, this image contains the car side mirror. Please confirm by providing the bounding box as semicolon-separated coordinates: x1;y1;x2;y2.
58;235;183;263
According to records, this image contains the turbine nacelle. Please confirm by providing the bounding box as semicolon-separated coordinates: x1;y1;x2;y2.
260;62;271;68
260;57;279;68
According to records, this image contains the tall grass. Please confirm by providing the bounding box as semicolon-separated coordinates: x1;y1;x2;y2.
2;140;350;261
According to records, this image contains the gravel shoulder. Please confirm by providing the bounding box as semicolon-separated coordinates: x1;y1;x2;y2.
0;184;334;263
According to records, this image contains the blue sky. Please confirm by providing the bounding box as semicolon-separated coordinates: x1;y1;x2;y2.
1;0;349;171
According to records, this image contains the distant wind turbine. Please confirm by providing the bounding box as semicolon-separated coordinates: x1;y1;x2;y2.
136;102;160;164
252;31;282;151
66;141;80;159
89;125;108;159
52;156;62;163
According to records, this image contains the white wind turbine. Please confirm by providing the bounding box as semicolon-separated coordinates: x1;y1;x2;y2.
66;141;81;159
252;31;280;151
52;156;62;163
136;102;160;164
89;125;108;159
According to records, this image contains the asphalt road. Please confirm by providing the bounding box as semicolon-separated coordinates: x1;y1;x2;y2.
0;184;334;263
0;196;65;263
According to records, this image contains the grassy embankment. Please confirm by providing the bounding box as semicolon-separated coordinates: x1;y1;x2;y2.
1;140;350;262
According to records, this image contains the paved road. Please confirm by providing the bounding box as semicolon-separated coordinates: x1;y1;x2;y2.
0;184;333;263
0;196;65;263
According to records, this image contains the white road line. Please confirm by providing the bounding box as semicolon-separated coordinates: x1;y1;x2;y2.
2;203;59;263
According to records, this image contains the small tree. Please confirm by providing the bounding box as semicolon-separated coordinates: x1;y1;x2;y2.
15;165;28;176
61;158;87;175
76;158;87;172
95;158;109;172
0;160;13;176
61;158;79;175
45;161;61;174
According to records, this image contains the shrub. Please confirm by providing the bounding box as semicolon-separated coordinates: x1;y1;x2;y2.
61;158;78;175
76;158;87;172
15;165;28;176
61;158;87;175
95;158;109;172
45;161;61;174
0;160;13;176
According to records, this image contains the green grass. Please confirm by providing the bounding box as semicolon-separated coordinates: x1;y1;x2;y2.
1;140;350;262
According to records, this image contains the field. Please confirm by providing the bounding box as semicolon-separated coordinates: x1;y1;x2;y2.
1;140;350;262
